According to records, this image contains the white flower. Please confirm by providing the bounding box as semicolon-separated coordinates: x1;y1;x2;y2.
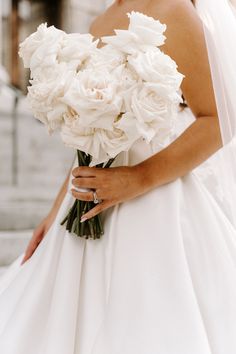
128;11;166;46
19;12;184;166
61;116;139;166
95;125;138;163
102;11;166;54
124;83;181;144
19;24;98;78
61;68;123;130
117;66;140;113
88;44;126;72
19;23;65;74
58;33;98;71
60;65;141;165
128;48;184;91
119;65;139;91
27;63;74;133
61;121;101;162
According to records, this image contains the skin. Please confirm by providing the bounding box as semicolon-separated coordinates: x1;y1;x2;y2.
21;171;71;264
22;0;222;264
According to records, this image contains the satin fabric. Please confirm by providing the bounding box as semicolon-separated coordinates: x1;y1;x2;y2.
0;109;236;354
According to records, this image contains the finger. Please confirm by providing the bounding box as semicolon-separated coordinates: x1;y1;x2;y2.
21;238;41;264
80;201;112;222
21;253;29;265
21;233;43;265
71;189;94;202
72;166;101;178
71;188;104;202
21;251;33;265
21;244;37;265
21;257;27;265
21;220;46;266
72;177;98;189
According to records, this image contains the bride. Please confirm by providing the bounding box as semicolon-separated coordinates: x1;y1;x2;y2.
1;0;236;353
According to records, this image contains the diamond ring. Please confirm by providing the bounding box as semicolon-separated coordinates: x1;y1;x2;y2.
93;190;101;204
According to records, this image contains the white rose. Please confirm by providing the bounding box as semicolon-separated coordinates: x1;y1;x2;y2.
128;11;166;46
88;44;126;72
119;65;139;91
128;48;184;91
19;23;65;73
102;11;166;55
58;33;98;71
27;63;74;133
124;83;180;144
61;117;139;167
96;125;138;163
61;121;103;163
117;66;140;113
114;111;141;142
61;68;123;130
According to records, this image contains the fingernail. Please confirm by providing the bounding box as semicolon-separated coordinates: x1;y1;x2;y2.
80;217;88;223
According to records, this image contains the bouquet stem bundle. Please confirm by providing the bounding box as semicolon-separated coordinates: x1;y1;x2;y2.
60;151;115;239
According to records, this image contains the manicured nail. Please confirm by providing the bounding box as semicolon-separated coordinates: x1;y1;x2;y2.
80;217;88;223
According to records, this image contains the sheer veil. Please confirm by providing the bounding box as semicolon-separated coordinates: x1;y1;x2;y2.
195;0;236;227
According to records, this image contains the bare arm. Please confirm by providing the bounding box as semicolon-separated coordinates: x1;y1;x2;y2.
49;169;71;216
139;115;221;189
138;0;222;188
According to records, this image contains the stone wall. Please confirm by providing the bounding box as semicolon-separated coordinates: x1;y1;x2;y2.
0;86;73;231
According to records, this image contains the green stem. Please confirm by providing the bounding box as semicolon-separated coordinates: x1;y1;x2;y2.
78;150;87;166
104;157;116;168
61;150;117;239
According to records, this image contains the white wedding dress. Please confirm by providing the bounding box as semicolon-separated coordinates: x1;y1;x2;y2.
0;107;236;354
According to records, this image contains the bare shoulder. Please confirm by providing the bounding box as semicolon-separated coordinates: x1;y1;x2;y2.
89;1;130;38
148;0;196;19
147;0;206;77
147;0;202;47
147;0;217;118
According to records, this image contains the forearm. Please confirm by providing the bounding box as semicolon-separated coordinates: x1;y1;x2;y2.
139;116;222;189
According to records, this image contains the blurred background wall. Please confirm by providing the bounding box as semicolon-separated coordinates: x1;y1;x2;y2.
0;0;111;271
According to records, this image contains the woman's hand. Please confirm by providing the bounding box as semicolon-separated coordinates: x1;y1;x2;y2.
21;211;56;265
21;168;71;265
71;164;149;222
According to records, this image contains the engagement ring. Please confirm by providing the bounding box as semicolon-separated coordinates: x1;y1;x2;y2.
93;190;101;204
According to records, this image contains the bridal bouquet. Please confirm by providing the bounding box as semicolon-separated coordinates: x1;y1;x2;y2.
19;11;184;239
